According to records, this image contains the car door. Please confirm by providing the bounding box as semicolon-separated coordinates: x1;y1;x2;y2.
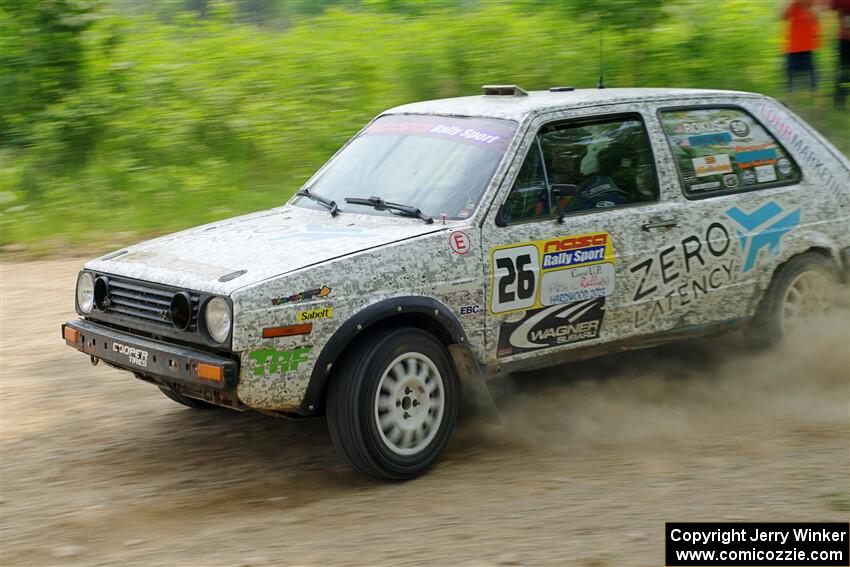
480;105;686;366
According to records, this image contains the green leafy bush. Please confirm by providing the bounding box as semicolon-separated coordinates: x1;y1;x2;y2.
1;1;846;253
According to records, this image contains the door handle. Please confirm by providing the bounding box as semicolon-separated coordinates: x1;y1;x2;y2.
642;218;678;231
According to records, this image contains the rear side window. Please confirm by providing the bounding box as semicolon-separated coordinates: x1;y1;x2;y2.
660;107;801;196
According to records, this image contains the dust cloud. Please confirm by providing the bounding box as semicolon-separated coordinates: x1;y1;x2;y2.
483;310;850;453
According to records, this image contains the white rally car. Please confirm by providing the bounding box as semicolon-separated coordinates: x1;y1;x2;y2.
63;86;850;479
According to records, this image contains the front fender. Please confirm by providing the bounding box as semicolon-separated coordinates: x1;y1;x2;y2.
298;296;469;415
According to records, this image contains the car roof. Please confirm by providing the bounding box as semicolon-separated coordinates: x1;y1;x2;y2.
383;87;764;122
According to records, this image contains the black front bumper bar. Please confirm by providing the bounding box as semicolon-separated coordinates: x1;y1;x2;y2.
62;319;239;391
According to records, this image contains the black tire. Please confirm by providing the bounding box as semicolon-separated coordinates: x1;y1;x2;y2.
746;253;838;348
159;387;220;410
326;327;459;480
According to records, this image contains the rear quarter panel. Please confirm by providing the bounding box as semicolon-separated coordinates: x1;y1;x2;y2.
741;99;850;303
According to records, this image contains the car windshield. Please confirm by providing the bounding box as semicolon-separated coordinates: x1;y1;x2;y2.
291;114;518;220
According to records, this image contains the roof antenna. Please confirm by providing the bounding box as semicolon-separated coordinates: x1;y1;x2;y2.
597;0;605;89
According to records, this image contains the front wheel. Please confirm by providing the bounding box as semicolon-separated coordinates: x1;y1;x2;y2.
747;253;838;347
326;327;459;480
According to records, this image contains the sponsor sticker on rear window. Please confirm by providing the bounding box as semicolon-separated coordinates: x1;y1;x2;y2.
660;108;801;195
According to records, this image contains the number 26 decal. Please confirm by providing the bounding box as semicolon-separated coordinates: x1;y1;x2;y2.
491;245;539;313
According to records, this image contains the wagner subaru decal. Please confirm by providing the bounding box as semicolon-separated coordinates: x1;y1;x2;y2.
497;298;605;357
490;232;615;315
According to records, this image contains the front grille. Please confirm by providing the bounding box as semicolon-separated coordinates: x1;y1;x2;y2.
105;277;200;331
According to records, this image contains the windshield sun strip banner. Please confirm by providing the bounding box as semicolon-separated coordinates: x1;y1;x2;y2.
364;114;518;154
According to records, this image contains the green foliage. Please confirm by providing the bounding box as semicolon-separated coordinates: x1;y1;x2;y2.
0;1;847;253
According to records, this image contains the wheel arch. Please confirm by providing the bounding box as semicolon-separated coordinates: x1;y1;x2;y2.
752;230;842;295
298;296;468;415
766;239;840;287
746;246;841;348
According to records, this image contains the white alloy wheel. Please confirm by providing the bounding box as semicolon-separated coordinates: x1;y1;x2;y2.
374;352;445;456
780;270;831;332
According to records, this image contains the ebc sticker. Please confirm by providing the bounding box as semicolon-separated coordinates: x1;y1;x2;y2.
489;232;615;314
497;298;605;357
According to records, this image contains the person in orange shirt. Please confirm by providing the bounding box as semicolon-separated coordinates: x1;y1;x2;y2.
783;0;820;91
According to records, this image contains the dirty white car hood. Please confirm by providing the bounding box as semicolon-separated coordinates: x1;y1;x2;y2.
85;206;449;294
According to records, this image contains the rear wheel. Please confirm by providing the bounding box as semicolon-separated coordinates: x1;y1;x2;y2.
159;387;220;410
747;253;838;347
326;327;459;480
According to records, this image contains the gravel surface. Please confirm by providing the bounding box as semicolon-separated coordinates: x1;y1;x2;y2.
1;258;848;566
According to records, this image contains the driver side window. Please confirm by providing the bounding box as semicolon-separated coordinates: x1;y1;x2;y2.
497;141;549;225
498;115;659;225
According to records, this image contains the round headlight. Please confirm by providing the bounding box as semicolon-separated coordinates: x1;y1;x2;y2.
204;297;231;344
77;272;94;313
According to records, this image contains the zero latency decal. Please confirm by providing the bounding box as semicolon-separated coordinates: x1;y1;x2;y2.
489;232;616;315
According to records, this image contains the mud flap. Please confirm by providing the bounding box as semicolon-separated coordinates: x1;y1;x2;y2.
448;343;500;425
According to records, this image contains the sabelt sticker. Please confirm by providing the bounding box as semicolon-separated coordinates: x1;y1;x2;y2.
450;231;470;255
497;298;605;357
490;232;615;314
692;154;732;177
296;307;332;322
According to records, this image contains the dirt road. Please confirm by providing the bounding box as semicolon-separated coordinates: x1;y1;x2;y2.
1;259;848;567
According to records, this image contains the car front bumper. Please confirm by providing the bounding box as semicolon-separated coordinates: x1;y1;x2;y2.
62;319;239;395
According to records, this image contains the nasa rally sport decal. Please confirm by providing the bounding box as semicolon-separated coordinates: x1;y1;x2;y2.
497;298;605;358
489;231;616;315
